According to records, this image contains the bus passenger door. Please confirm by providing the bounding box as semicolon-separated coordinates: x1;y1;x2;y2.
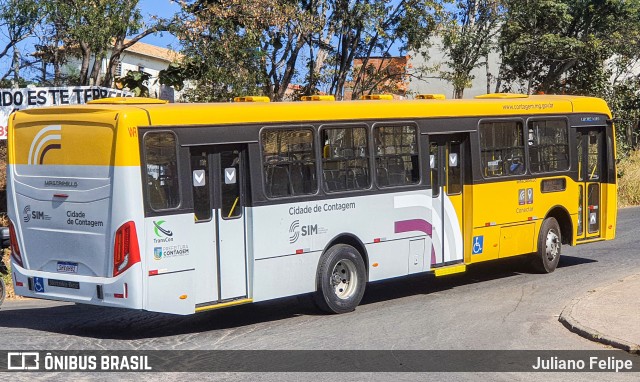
190;145;248;307
214;146;248;301
429;135;465;266
576;128;604;241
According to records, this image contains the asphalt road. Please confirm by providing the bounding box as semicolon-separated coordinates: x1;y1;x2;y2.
1;207;640;381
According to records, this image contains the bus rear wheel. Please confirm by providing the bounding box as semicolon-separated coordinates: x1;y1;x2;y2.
315;244;366;314
532;217;561;273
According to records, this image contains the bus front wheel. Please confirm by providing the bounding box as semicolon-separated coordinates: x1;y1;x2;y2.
532;217;561;273
315;244;366;314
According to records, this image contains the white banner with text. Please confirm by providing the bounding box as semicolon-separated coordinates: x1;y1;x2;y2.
0;86;133;139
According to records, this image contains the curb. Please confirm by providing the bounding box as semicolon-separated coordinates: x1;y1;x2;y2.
559;294;640;355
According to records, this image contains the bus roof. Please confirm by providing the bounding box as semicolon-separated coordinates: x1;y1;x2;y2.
13;94;611;128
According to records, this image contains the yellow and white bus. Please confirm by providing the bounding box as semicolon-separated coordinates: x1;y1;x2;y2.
5;94;617;315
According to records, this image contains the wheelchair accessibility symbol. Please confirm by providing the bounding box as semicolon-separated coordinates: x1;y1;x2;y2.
472;236;484;255
33;277;45;293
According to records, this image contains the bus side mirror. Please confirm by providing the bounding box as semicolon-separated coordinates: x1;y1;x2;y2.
0;227;9;250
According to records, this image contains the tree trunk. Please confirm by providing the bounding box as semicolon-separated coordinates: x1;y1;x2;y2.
12;47;20;88
89;50;104;86
276;36;305;101
79;42;91;85
53;45;62;86
454;86;464;99
485;59;491;94
103;37;125;87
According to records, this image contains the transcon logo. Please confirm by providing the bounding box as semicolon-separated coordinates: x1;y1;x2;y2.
153;220;173;237
28;125;62;165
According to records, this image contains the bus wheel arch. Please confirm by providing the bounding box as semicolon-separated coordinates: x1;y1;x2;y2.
322;234;369;281
315;235;368;314
545;206;573;245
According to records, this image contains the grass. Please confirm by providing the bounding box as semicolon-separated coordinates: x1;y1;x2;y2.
617;150;640;207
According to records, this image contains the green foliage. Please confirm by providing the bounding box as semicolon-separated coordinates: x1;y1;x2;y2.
115;70;150;97
165;1;267;102
498;0;640;95
603;76;640;159
438;0;503;98
0;0;42;80
40;0;167;86
168;0;442;101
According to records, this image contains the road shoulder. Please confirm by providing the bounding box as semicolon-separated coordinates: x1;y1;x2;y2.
559;272;640;354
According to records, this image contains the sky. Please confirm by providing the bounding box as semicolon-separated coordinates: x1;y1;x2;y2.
137;0;182;49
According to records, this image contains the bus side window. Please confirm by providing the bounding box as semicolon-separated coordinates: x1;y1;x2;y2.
479;121;525;177
321;125;370;192
144;132;181;210
373;124;419;187
261;128;317;198
528;119;569;173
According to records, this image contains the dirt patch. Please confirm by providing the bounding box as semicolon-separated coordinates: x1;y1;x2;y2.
2;249;16;300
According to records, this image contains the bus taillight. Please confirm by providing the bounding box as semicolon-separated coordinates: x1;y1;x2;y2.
113;221;140;277
9;220;22;267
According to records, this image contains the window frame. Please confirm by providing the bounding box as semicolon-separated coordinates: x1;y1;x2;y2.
219;149;244;221
372;121;422;188
319;123;373;193
189;147;213;223
526;116;571;174
259;125;319;200
477;118;527;180
142;130;183;212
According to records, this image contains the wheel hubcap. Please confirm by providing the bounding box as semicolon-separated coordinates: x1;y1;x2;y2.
545;229;560;262
331;259;358;299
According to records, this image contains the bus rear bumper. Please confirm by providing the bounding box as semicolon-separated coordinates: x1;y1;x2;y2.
10;261;143;310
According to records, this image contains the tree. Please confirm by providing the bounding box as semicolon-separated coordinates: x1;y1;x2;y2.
168;0;442;101
498;0;640;95
169;0;324;101
0;0;42;84
41;0;171;86
164;0;267;101
313;0;443;99
101;1;174;87
438;0;503;98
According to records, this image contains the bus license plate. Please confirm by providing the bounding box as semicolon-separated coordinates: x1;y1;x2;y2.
48;279;80;289
57;261;78;273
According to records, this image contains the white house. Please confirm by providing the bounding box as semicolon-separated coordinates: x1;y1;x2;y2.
111;40;183;100
62;40;183;101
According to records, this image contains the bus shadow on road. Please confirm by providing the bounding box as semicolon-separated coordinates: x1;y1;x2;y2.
360;254;596;307
0;255;596;340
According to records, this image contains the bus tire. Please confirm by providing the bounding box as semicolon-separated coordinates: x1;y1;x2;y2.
532;217;561;273
314;244;366;314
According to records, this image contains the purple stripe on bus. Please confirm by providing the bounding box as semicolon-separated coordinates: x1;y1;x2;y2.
394;219;437;265
394;219;432;236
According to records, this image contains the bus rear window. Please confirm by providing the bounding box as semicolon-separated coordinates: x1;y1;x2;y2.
144;132;180;210
12;121;115;178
